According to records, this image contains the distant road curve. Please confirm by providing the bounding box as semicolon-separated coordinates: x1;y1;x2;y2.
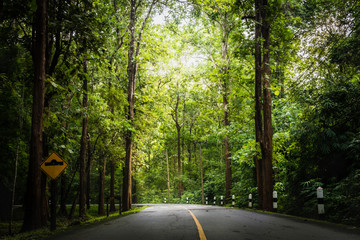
49;204;360;240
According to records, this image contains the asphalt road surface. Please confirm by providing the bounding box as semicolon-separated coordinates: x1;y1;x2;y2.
50;204;360;240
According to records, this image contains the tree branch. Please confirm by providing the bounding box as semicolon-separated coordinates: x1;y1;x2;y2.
135;0;157;58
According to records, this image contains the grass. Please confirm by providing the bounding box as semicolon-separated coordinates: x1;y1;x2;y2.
0;205;148;240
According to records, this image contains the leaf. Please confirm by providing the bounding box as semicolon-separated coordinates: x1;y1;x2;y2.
325;128;336;138
30;0;37;12
48;78;65;91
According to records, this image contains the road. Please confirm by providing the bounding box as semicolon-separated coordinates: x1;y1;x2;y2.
50;204;360;240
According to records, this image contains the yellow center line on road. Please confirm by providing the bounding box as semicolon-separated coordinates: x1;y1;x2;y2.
187;209;207;240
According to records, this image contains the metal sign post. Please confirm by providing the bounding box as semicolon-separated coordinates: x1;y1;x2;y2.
40;152;68;231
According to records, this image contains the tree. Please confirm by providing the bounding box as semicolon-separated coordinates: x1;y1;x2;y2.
165;149;171;201
22;0;48;231
123;0;157;211
199;143;204;204
253;0;274;211
98;156;106;215
170;81;184;199
79;56;88;218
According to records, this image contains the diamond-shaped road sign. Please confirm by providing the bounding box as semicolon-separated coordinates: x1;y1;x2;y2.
40;152;68;180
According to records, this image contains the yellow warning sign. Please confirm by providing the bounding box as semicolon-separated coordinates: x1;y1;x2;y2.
40;152;68;180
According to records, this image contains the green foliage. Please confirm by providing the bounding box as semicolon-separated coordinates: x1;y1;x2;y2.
1;0;360;231
283;78;360;223
326;169;360;225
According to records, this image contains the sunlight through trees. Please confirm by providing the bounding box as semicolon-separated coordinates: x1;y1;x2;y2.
1;0;360;233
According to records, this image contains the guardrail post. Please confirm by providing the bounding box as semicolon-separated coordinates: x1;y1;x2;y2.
186;197;189;204
317;187;325;216
273;191;278;212
220;196;223;206
248;193;252;208
206;197;208;205
213;196;216;205
232;195;235;207
164;197;166;204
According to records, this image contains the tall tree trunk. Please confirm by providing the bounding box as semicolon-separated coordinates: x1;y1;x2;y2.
132;177;137;203
122;67;134;209
261;0;274;211
200;143;204;205
110;161;116;212
22;0;47;231
59;94;72;216
108;61;116;213
254;0;264;210
188;123;193;164
224;135;231;203
65;162;79;219
123;137;133;212
174;92;182;199
122;0;136;212
193;141;197;163
42;96;52;223
68;191;79;220
79;56;88;218
122;0;155;211
222;28;231;203
165;149;170;202
177;123;181;199
254;0;274;211
86;138;91;210
181;135;185;192
98;158;106;215
187;124;193;180
9;86;24;234
181;99;186;194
